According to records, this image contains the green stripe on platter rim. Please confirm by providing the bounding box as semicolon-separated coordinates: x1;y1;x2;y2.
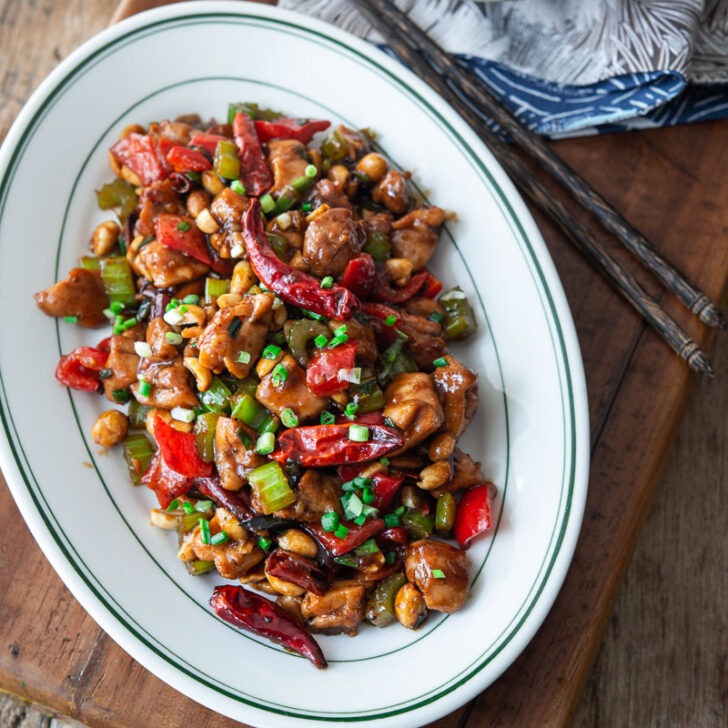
0;9;579;722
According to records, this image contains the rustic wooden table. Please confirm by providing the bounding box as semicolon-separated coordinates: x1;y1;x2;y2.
1;1;726;727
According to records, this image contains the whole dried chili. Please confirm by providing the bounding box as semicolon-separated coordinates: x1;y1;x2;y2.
209;584;327;668
140;451;194;509
241;199;360;320
307;518;386;556
195;476;254;523
272;423;403;467
265;549;329;595
254;117;331;144
232;112;273;196
110;132;174;186
372;269;429;304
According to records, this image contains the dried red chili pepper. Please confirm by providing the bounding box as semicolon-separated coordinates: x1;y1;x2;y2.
308;518;386;557
338;253;378;298
419;270;443;298
254;118;331;144
241;199;360;320
209;584;327;669
110;132;174;186
166;145;212;173
151;415;213;479
195;476;254;523
189;131;230;157
454;483;493;548
232;112;273;196
372;269;429;304
273;423;402;468
155;213;213;265
54;345;109;392
140;451;194;509
265;549;329;596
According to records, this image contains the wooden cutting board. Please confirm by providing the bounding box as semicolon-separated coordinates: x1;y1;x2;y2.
0;1;725;727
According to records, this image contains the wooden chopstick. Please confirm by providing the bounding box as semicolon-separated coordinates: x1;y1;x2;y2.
355;0;725;333
350;0;715;376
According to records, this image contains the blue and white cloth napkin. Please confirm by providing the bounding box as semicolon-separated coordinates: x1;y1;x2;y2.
280;0;728;137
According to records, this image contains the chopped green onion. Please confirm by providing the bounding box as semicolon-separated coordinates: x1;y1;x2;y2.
320;411;335;425
182;502;195;515
349;424;370;442
384;314;397;326
230;393;268;430
255;431;276;455
321;512;339;532
236;350;251;364
334;523;349;539
259;193;276;214
353;476;373;488
353;515;367;526
361;487;376;505
210;530;229;546
247;461;296;514
199;518;211;545
302;309;326;322
341;491;364;520
431;569;446;579
176;220;191;232
432;357;448;368
182;294;200;305
344;402;359;419
361;504;379;519
262;344;281;359
163;308;184;326
428;311;444;323
110;300;124;315
355;538;380;555
304;164;317;178
379;457;390;467
165;499;179;512
384;513;400;527
320;276;334;290
271;363;288;387
137;378;151;398
313;334;329;348
230;179;246;195
341;480;358;493
337;367;361;384
327;334;349;348
280;408;298;428
334;324;348;337
111;389;130;403
166;299;180;312
194;500;214;512
258;536;273;551
165;331;183;345
301;202;312;212
227;317;242;338
384;551;397;565
171;406;195;423
63;315;78;324
134;341;152;358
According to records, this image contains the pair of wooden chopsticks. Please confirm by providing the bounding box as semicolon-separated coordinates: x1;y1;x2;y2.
350;0;724;376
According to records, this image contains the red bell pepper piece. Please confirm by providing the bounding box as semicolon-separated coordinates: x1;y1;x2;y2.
454;484;493;548
210;585;327;668
110;133;174;186
419;270;443;298
305;341;357;396
273;423;402;468
151;415;213;479
371;472;405;510
372;269;429;304
154;213;231;276
338;253;378;298
254;118;331;144
55;345;109;392
308;518;385;556
166;145;212;173
232;112;272;196
189;131;230;157
242;200;360;320
140;450;194;509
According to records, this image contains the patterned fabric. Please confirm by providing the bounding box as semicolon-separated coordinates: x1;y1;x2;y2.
279;0;728;136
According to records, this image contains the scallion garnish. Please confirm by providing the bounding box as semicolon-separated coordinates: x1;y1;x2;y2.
230;179;246;195
199;518;211;544
321;512;339;532
348;424;370;442
111;388;130;403
334;523;349;539
334;324;348;337
165;331;183;345
281;408;298;428
304;164;317;178
63;315;78;324
137;377;151;398
210;530;229;546
258;536;272;551
176;220;192;232
361;487;376;505
134;341;153;358
302;309;326;322
194;500;214;512
341;492;363;520
255;431;276;455
171;406;195;423
428;311;444;323
431;569;446;579
384;513;400;527
262;344;281;359
163;308;184;326
259;193;275;214
344;402;359;419
182;294;200;305
379;457;390;467
432;357;448;367
166;499;180;512
314;334;328;348
320;411;335;425
271;362;288;387
327;334;349;348
384;314;397;326
320;276;334;290
236;350;251;364
182;502;194;515
301;202;312;212
353;515;366;526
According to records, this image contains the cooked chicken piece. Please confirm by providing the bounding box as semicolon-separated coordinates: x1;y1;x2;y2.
191;514;264;579
302;207;365;278
209;186;250;242
431;449;486;497
362;209;393;235
390;206;445;271
274;469;342;522
144;316;180;360
328;317;377;363
432;355;478;439
266;209;305;250
405;539;470;613
132;240;210;288
256;353;327;423
301;584;367;635
383;372;444;453
214;416;266;491
371;169;411;214
157;119;193;144
34;268;108;327
311;178;352;210
396;311;447;371
404;296;446;320
132;358;198;409
135;179;186;238
268;139;309;194
102;334;141;401
197;292;274;378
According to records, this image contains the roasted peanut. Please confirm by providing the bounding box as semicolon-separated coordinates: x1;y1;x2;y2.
394;583;427;629
92;410;128;447
91;220;120;256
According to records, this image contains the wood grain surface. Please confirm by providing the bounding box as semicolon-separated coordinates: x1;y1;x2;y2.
0;1;726;727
